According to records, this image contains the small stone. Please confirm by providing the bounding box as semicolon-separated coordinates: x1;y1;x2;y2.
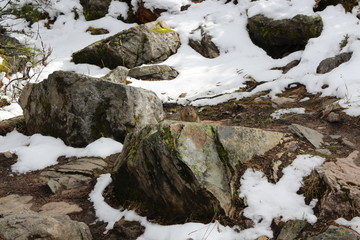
47;179;62;194
342;138;356;150
272;97;296;106
316;148;332;155
257;236;269;240
327;112;341;123
108;219;145;240
286;142;298;152
103;66;129;84
3;152;13;158
330;135;342;140
277;220;307;240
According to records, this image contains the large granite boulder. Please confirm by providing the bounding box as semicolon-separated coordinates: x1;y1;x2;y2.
72;21;181;69
0;211;92;240
80;0;112;21
247;14;323;58
112;120;284;222
19;71;164;147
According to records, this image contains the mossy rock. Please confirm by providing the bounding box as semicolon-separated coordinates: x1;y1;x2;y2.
112;121;284;223
72;21;180;69
247;14;323;58
0;34;35;74
80;0;112;21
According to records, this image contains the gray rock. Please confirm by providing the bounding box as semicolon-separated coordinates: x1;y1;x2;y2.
47;179;63;194
316;148;332;155
41;158;108;193
80;0;112;21
315;151;360;219
0;195;33;215
316;52;352;74
19;71;165;147
289;124;324;148
113;121;284;222
247;14;323;58
0;211;92;240
128;65;179;80
306;225;360;240
277;220;307;240
103;66;130;84
327;112;342;123
42;171;92;193
271;60;301;74
189;26;220;58
342;138;356;150
72;21;181;69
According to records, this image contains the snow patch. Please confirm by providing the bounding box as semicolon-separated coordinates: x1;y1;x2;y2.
0;130;123;173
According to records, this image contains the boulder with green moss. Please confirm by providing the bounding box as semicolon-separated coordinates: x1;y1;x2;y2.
72;21;180;69
80;0;112;21
19;71;164;147
112;120;284;223
0;33;34;74
247;14;323;58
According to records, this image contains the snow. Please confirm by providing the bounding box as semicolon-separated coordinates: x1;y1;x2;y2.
0;130;123;173
271;107;305;119
336;217;360;234
0;103;23;121
89;155;324;240
239;154;325;238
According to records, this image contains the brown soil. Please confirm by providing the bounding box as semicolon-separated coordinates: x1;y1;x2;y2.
0;84;359;239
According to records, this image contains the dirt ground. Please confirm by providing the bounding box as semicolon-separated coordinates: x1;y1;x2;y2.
0;84;359;239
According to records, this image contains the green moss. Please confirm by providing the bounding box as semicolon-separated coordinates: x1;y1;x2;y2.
83;5;108;21
152;27;174;34
91;99;111;138
10;3;48;25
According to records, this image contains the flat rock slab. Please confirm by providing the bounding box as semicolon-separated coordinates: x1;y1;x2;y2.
0;211;92;240
39;202;82;215
41;158;108;193
0;194;33;214
289;123;324;148
57;158;108;175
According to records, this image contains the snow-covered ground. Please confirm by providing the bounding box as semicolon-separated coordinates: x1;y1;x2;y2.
1;0;360;239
